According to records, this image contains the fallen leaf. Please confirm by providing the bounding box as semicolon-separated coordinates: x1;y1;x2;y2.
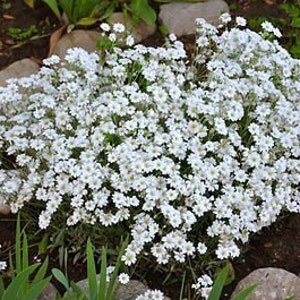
264;0;276;4
24;0;36;8
3;14;15;20
31;56;42;66
48;25;66;57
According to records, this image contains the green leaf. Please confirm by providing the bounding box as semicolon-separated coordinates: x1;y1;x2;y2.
22;233;29;294
76;17;98;26
87;238;97;300
73;0;98;23
32;257;49;286
2;264;40;300
43;0;61;20
291;18;300;28
232;284;257;300
130;0;156;26
52;268;70;291
16;214;21;275
20;276;52;300
0;276;5;299
208;265;229;300
98;247;107;300
22;233;29;271
59;0;74;23
38;234;49;255
106;237;128;299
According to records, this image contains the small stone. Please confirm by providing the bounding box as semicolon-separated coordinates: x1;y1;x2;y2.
38;283;58;300
52;30;100;59
107;12;156;43
0;204;10;215
231;268;300;300
0;58;39;86
159;0;229;36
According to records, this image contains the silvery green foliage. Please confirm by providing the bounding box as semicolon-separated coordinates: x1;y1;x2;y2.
0;16;299;267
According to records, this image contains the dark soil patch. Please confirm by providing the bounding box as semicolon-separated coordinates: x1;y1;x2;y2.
0;0;59;69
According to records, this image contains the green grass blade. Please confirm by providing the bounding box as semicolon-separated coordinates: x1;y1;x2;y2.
32;256;49;286
22;232;29;294
22;233;29;270
106;237;128;299
179;272;186;300
208;265;229;300
16;214;21;274
20;276;52;300
43;0;61;20
231;284;257;300
87;238;97;300
98;247;107;300
2;264;39;300
0;276;5;299
52;268;70;291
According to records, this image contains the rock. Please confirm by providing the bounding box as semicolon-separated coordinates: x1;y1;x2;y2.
52;30;100;59
0;204;10;215
159;0;229;36
116;280;149;300
108;12;156;43
75;278;170;300
231;268;300;300
0;58;39;86
38;283;58;300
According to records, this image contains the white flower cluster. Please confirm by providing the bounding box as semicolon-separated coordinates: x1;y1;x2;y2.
192;274;213;299
136;289;165;300
0;16;299;267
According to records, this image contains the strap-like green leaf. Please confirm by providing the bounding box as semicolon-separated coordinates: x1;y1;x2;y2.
20;276;52;300
130;0;156;26
87;238;98;300
208;265;229;300
2;264;39;300
232;284;257;300
15;214;21;275
98;247;107;300
0;276;5;299
43;0;61;20
106;236;128;299
32;256;49;286
52;268;70;291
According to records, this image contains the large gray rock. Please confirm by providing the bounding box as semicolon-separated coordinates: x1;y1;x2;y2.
75;278;170;300
108;12;156;43
231;268;300;300
0;58;39;86
159;0;229;36
52;30;99;59
38;283;58;300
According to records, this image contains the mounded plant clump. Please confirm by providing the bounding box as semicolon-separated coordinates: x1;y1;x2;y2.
0;16;300;293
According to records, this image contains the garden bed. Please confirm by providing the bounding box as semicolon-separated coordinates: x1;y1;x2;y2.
1;0;300;299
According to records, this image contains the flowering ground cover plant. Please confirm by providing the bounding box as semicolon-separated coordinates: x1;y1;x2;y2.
0;14;300;293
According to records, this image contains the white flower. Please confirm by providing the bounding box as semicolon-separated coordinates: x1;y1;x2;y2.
0;261;7;271
236;16;246;27
100;23;110;32
118;273;130;285
219;12;231;24
261;21;282;38
126;35;135;47
113;23;125;33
